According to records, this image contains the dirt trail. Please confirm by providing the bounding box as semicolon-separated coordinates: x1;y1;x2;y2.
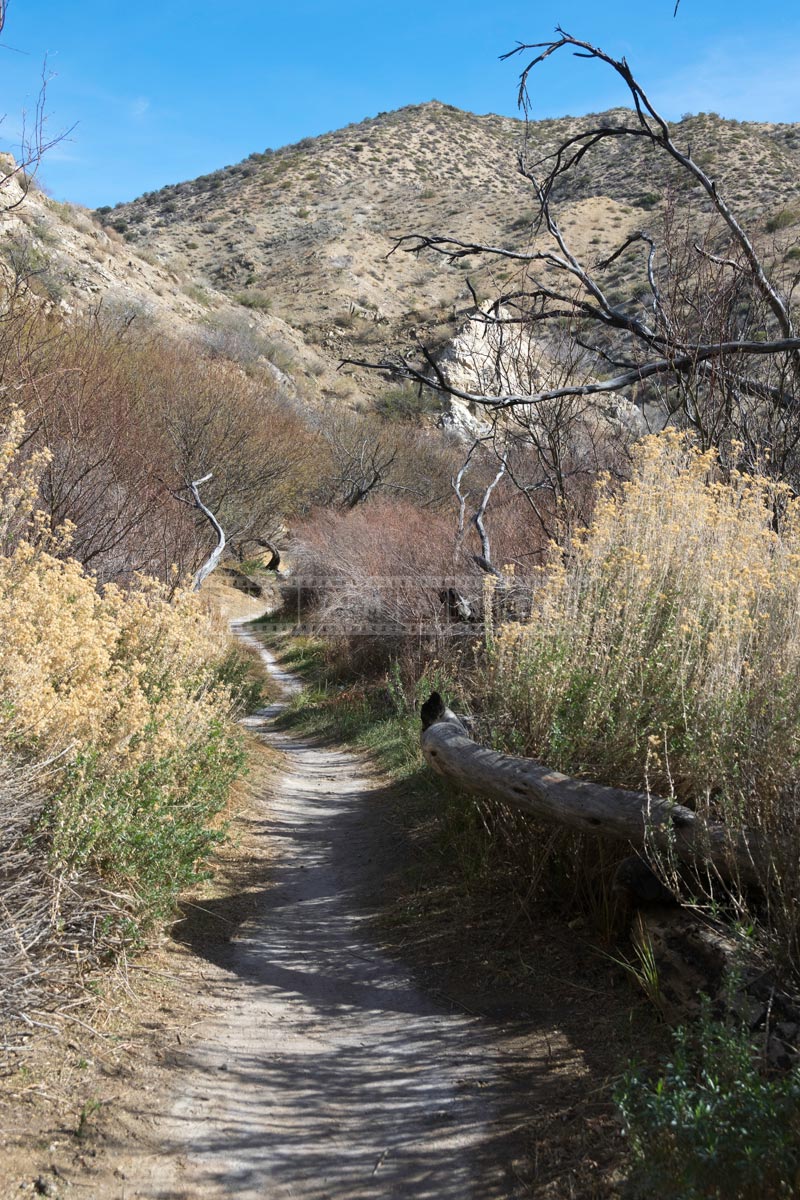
129;624;526;1199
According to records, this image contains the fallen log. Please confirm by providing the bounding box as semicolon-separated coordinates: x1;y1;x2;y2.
633;908;800;1066
419;692;763;886
420;696;800;1059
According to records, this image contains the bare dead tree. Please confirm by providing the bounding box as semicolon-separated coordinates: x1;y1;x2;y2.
317;413;399;508
342;441;397;508
0;53;73;210
471;451;507;572
452;438;478;546
186;473;226;590
344;30;800;489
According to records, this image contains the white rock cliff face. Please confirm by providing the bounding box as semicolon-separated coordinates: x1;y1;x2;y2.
434;306;647;440
436;307;543;399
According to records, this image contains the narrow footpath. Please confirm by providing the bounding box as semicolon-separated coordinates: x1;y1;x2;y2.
134;625;526;1199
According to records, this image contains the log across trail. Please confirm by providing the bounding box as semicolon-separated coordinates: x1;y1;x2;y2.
128;626;529;1199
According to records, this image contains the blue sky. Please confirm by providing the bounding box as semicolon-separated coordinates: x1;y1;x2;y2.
1;1;799;208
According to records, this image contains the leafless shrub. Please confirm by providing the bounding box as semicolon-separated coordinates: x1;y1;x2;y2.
0;305;326;582
290;497;479;676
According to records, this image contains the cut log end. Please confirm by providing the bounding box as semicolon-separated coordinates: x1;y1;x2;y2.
420;692;446;730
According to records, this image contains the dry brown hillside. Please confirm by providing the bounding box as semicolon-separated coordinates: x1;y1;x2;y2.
102;101;800;409
5;102;800;420
0;154;329;409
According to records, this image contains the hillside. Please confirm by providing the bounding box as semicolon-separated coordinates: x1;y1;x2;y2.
0;155;328;408
4;101;800;422
103;101;800;408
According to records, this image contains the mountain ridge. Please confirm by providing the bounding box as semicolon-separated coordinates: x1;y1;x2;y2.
5;101;800;418
102;100;800;410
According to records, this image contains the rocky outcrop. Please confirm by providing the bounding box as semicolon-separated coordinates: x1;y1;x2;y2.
435;306;647;439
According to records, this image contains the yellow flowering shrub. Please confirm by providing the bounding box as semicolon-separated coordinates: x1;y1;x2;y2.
486;431;800;966
0;412;247;937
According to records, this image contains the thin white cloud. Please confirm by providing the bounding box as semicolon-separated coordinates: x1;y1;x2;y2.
41;144;84;164
129;96;150;121
655;39;800;123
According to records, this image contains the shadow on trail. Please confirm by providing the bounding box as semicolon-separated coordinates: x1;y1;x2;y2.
154;714;643;1199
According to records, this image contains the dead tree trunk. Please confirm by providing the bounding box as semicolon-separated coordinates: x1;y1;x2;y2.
420;693;762;885
189;473;226;591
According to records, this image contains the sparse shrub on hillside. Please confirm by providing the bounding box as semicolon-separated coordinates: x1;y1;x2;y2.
234;288;272;310
765;206;800;233
636;191;660;209
0;232;63;303
183;281;211;306
374;382;441;421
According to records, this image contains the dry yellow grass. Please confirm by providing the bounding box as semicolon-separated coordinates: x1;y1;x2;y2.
0;409;248;1002
487;431;800;969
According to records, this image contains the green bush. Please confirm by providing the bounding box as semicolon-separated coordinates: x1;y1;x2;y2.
49;722;245;931
234;288;272;310
616;1006;800;1199
766;207;800;233
374;383;440;421
637;192;660;209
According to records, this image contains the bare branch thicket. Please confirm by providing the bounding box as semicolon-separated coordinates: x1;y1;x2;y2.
345;30;800;495
313;409;460;513
160;378;312;560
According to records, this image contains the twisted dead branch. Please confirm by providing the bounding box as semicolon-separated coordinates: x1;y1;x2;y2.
187;472;226;591
343;30;799;450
